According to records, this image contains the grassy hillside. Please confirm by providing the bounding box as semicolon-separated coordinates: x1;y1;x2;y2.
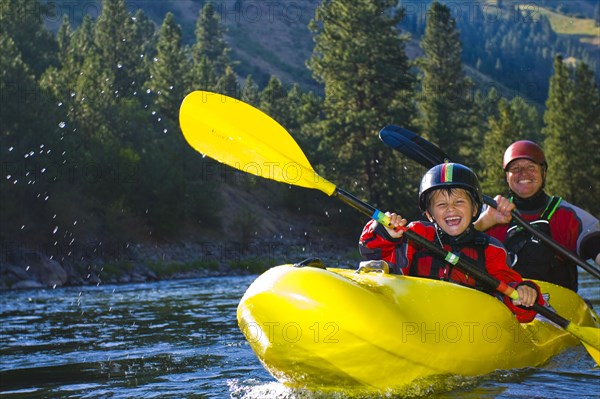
151;0;320;89
489;1;599;39
44;1;598;92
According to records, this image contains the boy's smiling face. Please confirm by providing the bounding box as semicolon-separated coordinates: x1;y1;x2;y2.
425;188;478;236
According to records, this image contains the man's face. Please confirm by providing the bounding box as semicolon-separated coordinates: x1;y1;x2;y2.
505;159;545;199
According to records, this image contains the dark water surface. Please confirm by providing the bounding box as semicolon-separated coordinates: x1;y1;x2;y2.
1;271;598;398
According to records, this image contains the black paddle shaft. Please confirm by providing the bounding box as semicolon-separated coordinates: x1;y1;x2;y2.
379;125;600;280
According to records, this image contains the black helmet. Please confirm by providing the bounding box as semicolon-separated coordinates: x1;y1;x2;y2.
419;163;483;216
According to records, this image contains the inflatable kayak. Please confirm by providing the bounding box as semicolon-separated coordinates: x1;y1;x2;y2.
237;259;599;391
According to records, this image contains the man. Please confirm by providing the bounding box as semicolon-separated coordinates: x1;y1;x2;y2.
475;140;600;291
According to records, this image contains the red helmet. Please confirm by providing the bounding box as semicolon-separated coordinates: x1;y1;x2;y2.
503;140;547;171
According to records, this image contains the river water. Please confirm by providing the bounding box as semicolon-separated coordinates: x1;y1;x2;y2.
1;270;598;398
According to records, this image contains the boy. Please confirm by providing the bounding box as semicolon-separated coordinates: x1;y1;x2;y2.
359;163;542;323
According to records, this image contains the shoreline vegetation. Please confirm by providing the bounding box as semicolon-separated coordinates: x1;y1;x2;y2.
0;237;361;290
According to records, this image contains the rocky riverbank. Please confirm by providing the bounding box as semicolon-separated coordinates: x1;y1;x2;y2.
0;237;360;290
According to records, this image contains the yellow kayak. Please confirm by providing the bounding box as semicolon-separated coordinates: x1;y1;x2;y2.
237;261;599;391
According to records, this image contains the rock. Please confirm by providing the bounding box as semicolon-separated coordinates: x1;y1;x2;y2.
11;279;44;289
2;248;68;289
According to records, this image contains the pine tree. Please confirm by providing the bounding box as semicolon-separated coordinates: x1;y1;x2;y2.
259;76;290;128
0;33;61;242
543;56;577;201
418;1;472;160
71;15;96;65
191;1;231;81
308;0;416;208
130;9;156;91
241;75;260;106
56;15;72;63
192;55;218;91
94;0;152;97
215;66;239;97
570;62;600;213
462;88;501;171
543;57;600;213
479;97;540;195
0;0;57;77
147;12;189;121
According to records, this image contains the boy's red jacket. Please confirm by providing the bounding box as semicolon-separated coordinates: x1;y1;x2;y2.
359;220;543;323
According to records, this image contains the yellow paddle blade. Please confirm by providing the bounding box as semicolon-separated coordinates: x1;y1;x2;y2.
179;91;336;196
566;323;600;365
582;342;600;366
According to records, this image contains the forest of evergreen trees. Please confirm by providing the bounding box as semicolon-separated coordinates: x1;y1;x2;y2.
401;0;600;104
1;0;599;256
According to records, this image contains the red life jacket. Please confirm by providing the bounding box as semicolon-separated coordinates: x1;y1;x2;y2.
408;227;494;294
504;196;578;291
